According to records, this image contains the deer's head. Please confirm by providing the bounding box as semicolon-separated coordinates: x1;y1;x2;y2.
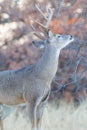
31;4;74;50
33;30;74;50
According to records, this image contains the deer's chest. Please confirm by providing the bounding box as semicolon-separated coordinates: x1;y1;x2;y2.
23;78;50;102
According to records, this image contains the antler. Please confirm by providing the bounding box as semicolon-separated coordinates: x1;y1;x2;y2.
31;24;45;39
30;4;54;39
35;4;54;30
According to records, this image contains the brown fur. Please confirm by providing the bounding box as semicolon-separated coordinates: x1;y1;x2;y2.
0;31;74;130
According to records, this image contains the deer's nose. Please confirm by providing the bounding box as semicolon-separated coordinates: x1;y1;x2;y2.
69;35;73;40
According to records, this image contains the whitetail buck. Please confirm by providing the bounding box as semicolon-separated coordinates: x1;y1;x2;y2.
0;4;74;130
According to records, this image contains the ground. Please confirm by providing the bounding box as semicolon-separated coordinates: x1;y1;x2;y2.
3;100;87;130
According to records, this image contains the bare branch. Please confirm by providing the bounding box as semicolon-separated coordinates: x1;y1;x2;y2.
31;24;45;39
51;76;83;94
30;4;54;40
35;4;47;20
31;4;54;30
74;57;82;81
56;0;65;18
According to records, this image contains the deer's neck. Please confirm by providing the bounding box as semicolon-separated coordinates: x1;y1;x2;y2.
35;45;60;82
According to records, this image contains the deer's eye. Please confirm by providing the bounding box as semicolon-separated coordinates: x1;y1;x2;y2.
58;35;61;38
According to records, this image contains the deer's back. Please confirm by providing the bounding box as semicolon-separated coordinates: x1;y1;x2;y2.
0;64;51;105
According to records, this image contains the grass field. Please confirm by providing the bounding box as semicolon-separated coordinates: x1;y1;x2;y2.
3;100;87;130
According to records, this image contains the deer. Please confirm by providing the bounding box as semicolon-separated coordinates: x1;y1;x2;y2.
0;4;74;130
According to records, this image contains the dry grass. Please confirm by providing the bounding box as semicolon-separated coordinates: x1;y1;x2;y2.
3;100;87;130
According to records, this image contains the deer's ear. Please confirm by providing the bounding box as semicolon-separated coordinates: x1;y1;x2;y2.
48;31;54;38
33;41;45;49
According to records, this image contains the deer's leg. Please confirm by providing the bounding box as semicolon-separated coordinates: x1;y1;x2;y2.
36;91;50;130
36;100;47;130
27;97;45;130
0;105;3;130
27;103;35;130
0;118;3;130
14;106;20;121
14;104;26;121
27;100;38;130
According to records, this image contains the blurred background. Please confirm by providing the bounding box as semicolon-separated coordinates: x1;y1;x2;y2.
0;0;87;104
